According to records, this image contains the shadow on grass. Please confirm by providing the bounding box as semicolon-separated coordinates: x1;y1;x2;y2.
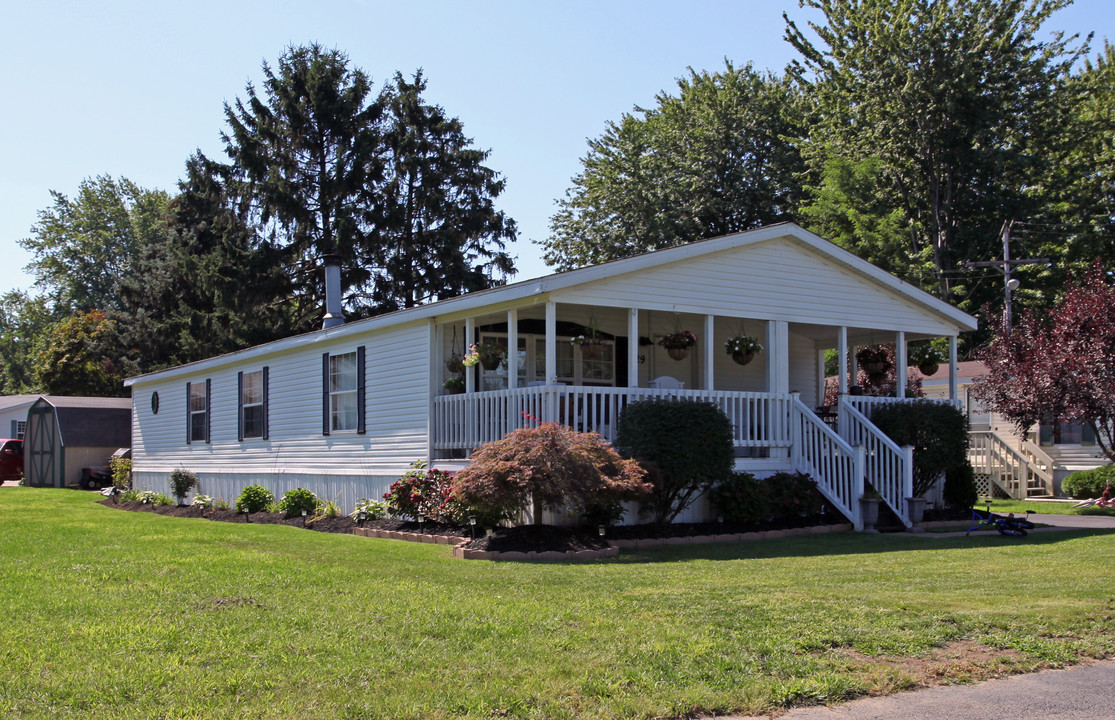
604;527;1115;565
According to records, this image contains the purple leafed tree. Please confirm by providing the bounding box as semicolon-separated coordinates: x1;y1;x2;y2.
972;261;1115;462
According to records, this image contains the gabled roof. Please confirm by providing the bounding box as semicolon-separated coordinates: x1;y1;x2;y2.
0;395;133;412
29;397;132;448
125;222;978;387
0;394;43;412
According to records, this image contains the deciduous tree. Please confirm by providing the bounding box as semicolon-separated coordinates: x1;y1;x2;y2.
34;310;128;397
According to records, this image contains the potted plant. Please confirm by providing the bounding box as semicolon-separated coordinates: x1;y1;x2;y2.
908;344;943;376
445;352;465;374
462;342;505;371
724;334;762;366
658;329;697;361
855;346;890;374
442;376;465;395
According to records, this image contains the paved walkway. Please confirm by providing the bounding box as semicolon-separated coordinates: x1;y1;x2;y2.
914;511;1115;538
726;660;1115;720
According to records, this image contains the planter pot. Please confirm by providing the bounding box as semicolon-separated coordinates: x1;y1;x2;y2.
444;385;464;395
859;497;881;533
918;362;939;376
906;496;927;530
480;356;502;371
730;350;755;366
666;347;690;361
445;355;465;374
579;341;605;360
861;360;886;373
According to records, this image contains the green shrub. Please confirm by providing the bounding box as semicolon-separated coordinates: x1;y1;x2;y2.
709;471;769;525
616;399;734;523
943;461;978;509
454;424;650;525
110;457;132;490
235;484;275;513
384;461;470;524
351;498;388;522
191;494;216;510
1062;465;1115;499
169;468;200;505
138;490;173;506
869;400;969;497
318;497;342;518
278;488;320;518
762;471;825;521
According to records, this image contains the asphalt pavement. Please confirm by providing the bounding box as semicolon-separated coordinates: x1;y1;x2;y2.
726;660;1115;720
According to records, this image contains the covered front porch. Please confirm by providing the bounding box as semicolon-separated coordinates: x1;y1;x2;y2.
429;300;963;530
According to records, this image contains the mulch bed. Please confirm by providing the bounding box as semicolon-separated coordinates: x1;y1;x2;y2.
103;499;851;553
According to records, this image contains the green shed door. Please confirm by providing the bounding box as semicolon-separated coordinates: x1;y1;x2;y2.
27;403;57;487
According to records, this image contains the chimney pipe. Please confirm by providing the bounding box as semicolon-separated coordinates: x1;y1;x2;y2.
321;255;345;330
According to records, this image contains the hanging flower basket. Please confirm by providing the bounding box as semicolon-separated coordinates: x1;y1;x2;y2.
658;329;697;361
462;342;505;371
724;334;762;366
918;362;940;376
445;353;465;374
579;340;606;360
909;344;944;378
856;347;890;374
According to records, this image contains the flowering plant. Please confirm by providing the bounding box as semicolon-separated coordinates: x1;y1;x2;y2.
442;376;465;393
855;347;890;367
383;461;469;524
657;329;697;350
908;344;944;366
462;342;505;368
725;335;762;355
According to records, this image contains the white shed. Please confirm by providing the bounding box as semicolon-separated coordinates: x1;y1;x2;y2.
125;223;977;529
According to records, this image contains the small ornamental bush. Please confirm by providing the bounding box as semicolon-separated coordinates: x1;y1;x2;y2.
351;498;388;522
138;490;173;506
870;400;969;496
709;471;769;525
384;462;469;524
1062;465;1115;499
110;457;133;490
191;494;216;510
169;468;200;505
616;399;734;523
278;488;320;518
235;484;274;513
454;423;650;525
762;471;825;521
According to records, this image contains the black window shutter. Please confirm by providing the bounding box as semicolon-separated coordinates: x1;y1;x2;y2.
262;366;270;440
322;353;331;436
205;378;212;444
186;381;192;445
237;371;244;442
357;345;366;434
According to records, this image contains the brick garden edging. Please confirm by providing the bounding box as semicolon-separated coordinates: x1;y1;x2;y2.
353;522;855;561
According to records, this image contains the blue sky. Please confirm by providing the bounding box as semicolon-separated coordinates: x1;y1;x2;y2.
1;0;1111;297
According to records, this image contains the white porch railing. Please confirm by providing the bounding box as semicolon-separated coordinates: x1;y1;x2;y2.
433;386;793;450
969;430;1054;499
838;398;914;528
842;395;963;414
790;396;865;530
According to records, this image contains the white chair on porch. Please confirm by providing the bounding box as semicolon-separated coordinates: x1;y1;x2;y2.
648;376;684;390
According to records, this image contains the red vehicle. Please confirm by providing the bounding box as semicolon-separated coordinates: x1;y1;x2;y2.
0;439;23;483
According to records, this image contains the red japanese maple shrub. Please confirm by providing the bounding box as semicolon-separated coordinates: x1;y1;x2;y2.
452;423;650;525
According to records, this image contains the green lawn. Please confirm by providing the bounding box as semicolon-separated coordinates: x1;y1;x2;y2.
2;488;1113;720
980;497;1115;517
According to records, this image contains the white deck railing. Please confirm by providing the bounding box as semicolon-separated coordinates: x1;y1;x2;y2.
838;398;913;528
433;386;793;450
842;395;963;414
969;430;1054;499
790;396;864;530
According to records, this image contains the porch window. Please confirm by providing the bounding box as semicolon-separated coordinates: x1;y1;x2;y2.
322;348;365;434
238;368;269;440
187;380;210;444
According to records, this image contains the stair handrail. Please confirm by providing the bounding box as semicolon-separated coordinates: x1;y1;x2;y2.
837;398;914;528
790;394;864;530
1019;439;1055;495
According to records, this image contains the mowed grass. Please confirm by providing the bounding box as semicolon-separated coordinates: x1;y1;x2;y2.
981;497;1115;517
1;489;1113;720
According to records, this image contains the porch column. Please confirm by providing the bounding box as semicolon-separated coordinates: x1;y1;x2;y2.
816;348;826;406
545;301;557;385
704;314;716;390
948;335;959;401
766;320;790;393
465;317;475;393
837;326;849;394
507;308;518;390
895;331;907;398
628;309;639;388
850;348;858;389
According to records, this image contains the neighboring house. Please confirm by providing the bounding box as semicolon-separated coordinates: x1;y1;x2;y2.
0;395;41;440
23;396;133;488
124;223;977;529
919;361;1106;498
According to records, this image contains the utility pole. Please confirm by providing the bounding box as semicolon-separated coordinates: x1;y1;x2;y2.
966;220;1048;335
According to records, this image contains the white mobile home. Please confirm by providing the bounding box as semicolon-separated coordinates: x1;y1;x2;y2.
125;223;977;529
